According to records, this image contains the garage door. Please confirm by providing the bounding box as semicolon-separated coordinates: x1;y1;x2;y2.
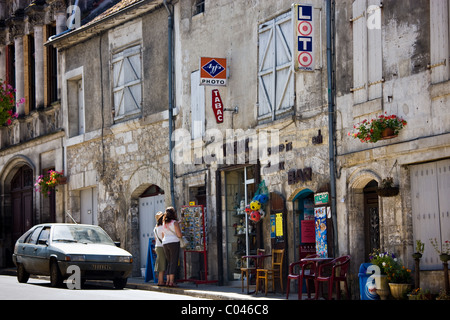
410;159;450;270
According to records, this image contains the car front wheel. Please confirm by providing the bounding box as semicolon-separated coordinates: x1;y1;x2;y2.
50;260;63;287
17;264;29;283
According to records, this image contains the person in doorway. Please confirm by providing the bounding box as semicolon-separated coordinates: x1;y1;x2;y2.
153;211;166;286
162;206;182;287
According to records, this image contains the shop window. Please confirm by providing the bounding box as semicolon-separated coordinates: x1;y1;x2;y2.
257;11;294;121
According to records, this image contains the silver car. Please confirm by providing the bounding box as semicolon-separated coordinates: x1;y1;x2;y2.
13;223;133;289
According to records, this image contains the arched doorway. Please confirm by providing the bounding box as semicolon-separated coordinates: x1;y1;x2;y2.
138;185;165;273
11;165;34;248
363;180;380;260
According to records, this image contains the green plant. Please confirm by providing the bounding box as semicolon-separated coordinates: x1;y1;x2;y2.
369;249;412;283
415;240;425;255
0;79;23;126
348;113;407;143
409;288;432;300
430;238;450;255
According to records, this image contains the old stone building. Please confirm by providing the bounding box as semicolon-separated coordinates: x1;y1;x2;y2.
47;0;172;276
335;0;450;293
0;0;67;268
4;0;448;297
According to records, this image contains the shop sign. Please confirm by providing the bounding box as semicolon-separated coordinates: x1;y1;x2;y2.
288;167;312;185
211;89;224;123
200;57;227;86
293;4;315;72
314;192;329;205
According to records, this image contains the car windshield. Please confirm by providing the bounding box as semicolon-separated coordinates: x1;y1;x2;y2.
52;225;115;245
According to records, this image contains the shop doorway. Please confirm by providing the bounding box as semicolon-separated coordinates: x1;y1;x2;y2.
292;189;315;262
363;180;380;260
139;185;165;271
224;166;259;282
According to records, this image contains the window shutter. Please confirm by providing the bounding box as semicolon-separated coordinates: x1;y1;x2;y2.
352;0;368;104
191;70;205;139
430;0;450;84
258;12;294;120
367;0;382;100
112;45;142;119
410;162;443;270
437;160;450;254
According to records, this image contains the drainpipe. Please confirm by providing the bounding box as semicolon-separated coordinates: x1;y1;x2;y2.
163;0;176;209
326;0;338;256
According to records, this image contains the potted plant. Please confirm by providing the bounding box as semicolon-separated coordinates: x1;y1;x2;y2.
430;238;450;295
408;288;432;300
0;79;23;126
412;240;425;288
369;249;398;300
385;263;412;300
34;170;66;197
376;177;399;197
348;112;407;143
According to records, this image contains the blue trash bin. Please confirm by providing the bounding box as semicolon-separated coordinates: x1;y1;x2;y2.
358;263;380;300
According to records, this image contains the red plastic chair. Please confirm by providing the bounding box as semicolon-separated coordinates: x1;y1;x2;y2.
286;254;318;300
314;255;351;300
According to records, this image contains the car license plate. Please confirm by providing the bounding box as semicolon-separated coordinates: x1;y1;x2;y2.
92;264;112;271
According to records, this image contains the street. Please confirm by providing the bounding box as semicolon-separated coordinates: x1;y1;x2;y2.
0;275;206;300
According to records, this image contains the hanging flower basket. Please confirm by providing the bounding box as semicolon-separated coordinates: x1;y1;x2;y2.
348;113;407;143
376;177;399;197
0;79;23;126
34;170;66;197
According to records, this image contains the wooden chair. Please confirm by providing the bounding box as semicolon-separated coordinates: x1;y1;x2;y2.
240;249;266;293
256;249;285;296
314;255;351;300
286;254;318;300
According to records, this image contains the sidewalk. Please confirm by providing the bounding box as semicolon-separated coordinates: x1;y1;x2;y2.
1;268;295;300
123;277;292;300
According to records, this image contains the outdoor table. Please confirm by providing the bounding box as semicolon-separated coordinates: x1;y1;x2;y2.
300;256;334;299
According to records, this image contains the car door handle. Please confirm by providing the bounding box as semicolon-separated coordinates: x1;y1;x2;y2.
34;248;38;252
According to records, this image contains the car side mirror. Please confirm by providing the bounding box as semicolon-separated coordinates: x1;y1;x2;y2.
114;241;121;247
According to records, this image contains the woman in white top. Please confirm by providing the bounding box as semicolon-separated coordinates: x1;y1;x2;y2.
162;206;182;287
153;211;166;286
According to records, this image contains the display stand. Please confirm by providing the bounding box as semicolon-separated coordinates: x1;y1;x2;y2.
178;205;217;285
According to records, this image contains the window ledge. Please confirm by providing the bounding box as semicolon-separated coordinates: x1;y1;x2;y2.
352;98;382;119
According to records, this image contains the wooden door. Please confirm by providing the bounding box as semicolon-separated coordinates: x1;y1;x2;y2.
11;166;34;244
364;181;380;261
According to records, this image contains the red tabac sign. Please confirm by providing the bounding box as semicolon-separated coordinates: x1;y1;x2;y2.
212;89;224;123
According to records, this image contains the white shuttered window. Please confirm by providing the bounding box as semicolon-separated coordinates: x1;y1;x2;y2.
258;12;294;121
410;159;450;270
191;70;205;140
430;0;450;84
112;45;142;121
351;0;383;104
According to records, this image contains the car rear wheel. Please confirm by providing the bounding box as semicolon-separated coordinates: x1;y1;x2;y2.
17;264;29;283
50;260;63;287
113;277;127;289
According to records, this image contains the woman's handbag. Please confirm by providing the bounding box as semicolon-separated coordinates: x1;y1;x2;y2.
179;236;189;249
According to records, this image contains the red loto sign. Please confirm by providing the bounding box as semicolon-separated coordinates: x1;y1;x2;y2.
212;89;224;123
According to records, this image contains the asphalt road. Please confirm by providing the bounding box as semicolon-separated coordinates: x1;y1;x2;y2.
0;275;206;300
